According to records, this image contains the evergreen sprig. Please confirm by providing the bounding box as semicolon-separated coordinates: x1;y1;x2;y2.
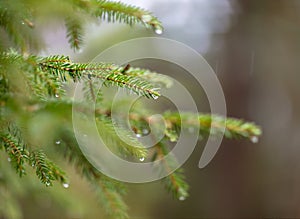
0;52;162;100
96;117;148;158
163;112;262;141
0;131;68;187
55;129;129;219
91;0;163;33
65;16;85;51
153;141;189;201
0;133;29;177
29;150;67;187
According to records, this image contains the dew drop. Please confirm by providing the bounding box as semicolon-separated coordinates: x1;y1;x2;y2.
136;133;142;138
141;14;152;23
7;157;11;162
152;95;159;100
21;21;25;25
31;163;35;167
55;140;61;145
179;196;186;201
250;136;259;143
139;157;145;162
46;182;51;186
63;183;69;188
142;129;149;135
155;28;163;35
55;94;59;98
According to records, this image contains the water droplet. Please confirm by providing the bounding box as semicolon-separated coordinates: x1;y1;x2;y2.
62;183;69;188
179;196;186;201
31;163;35;167
21;21;25;25
250;136;259;143
141;14;152;23
142;129;149;135
55;140;61;145
46;182;51;186
155;27;163;35
77;48;83;53
7;157;11;162
139;157;145;162
152;95;159;100
55;94;59;98
136;133;142;138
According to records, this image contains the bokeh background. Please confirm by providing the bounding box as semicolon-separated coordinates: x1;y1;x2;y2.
17;0;300;218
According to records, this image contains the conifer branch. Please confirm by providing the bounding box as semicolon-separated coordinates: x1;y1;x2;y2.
94;107;262;142
56;129;129;219
29;150;68;187
96;117;148;158
0;134;29;177
92;177;128;219
0;127;68;186
90;0;163;33
1;52;162;99
153;141;189;200
163;112;262;140
123;67;173;88
65;17;85;51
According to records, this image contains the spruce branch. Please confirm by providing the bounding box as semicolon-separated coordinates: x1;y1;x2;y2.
0;133;29;177
0;126;68;187
91;177;128;219
1;52;163;99
56;129;129;219
163;112;262;141
96;116;147;159
90;0;163;33
29;150;68;187
93;107;262;142
153;141;189;201
122;67;173;88
65;16;85;51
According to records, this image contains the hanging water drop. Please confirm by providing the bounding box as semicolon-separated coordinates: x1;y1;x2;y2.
142;129;149;135
136;133;142;138
250;136;258;143
55;140;61;145
152;95;159;100
141;14;152;23
62;183;69;188
139;157;145;162
179;196;186;201
7;157;11;162
155;27;163;35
